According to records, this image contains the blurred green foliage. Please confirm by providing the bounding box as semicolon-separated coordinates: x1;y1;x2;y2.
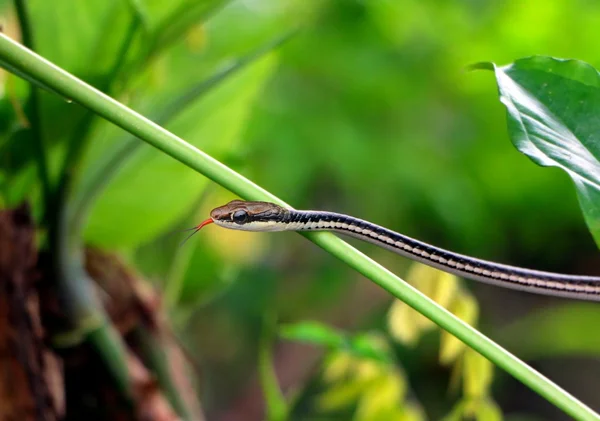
2;0;600;420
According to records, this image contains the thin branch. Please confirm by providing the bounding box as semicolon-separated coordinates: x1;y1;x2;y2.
13;0;52;214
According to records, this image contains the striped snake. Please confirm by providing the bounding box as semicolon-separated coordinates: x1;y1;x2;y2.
188;200;600;301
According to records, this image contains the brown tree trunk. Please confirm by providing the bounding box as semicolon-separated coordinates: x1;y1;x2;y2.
0;205;202;421
0;204;63;421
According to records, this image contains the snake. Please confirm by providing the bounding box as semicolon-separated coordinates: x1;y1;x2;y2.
188;200;600;301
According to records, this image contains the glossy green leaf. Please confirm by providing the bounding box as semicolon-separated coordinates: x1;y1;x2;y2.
478;56;600;245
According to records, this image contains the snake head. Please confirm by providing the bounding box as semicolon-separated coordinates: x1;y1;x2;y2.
210;200;289;231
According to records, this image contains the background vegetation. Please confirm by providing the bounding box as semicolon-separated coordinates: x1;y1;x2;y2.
2;0;600;420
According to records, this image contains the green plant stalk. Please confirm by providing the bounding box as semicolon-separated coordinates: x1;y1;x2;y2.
133;327;197;420
163;191;209;308
88;322;133;397
125;0;151;29
0;34;597;421
51;238;132;396
259;319;288;421
13;0;52;213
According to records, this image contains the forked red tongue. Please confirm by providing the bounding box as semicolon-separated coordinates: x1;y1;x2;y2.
180;218;214;246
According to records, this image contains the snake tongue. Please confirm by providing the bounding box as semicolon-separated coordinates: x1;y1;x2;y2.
180;218;214;246
197;218;214;229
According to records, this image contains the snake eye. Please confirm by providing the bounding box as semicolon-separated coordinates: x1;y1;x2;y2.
232;210;248;224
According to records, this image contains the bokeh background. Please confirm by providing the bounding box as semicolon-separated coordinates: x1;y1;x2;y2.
2;0;600;420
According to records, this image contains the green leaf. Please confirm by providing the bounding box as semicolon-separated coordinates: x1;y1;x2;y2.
71;31;292;245
30;1;132;74
354;374;407;421
83;54;276;247
463;349;494;399
30;1;135;145
281;322;393;363
279;321;347;349
348;334;393;363
479;56;600;245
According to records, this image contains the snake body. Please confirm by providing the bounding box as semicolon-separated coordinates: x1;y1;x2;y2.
198;200;600;301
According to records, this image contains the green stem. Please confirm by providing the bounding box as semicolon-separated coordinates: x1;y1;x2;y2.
134;327;198;420
49;224;132;396
259;319;288;421
13;0;52;213
101;13;141;94
87;321;133;396
163;191;208;307
0;33;597;421
49;181;132;397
